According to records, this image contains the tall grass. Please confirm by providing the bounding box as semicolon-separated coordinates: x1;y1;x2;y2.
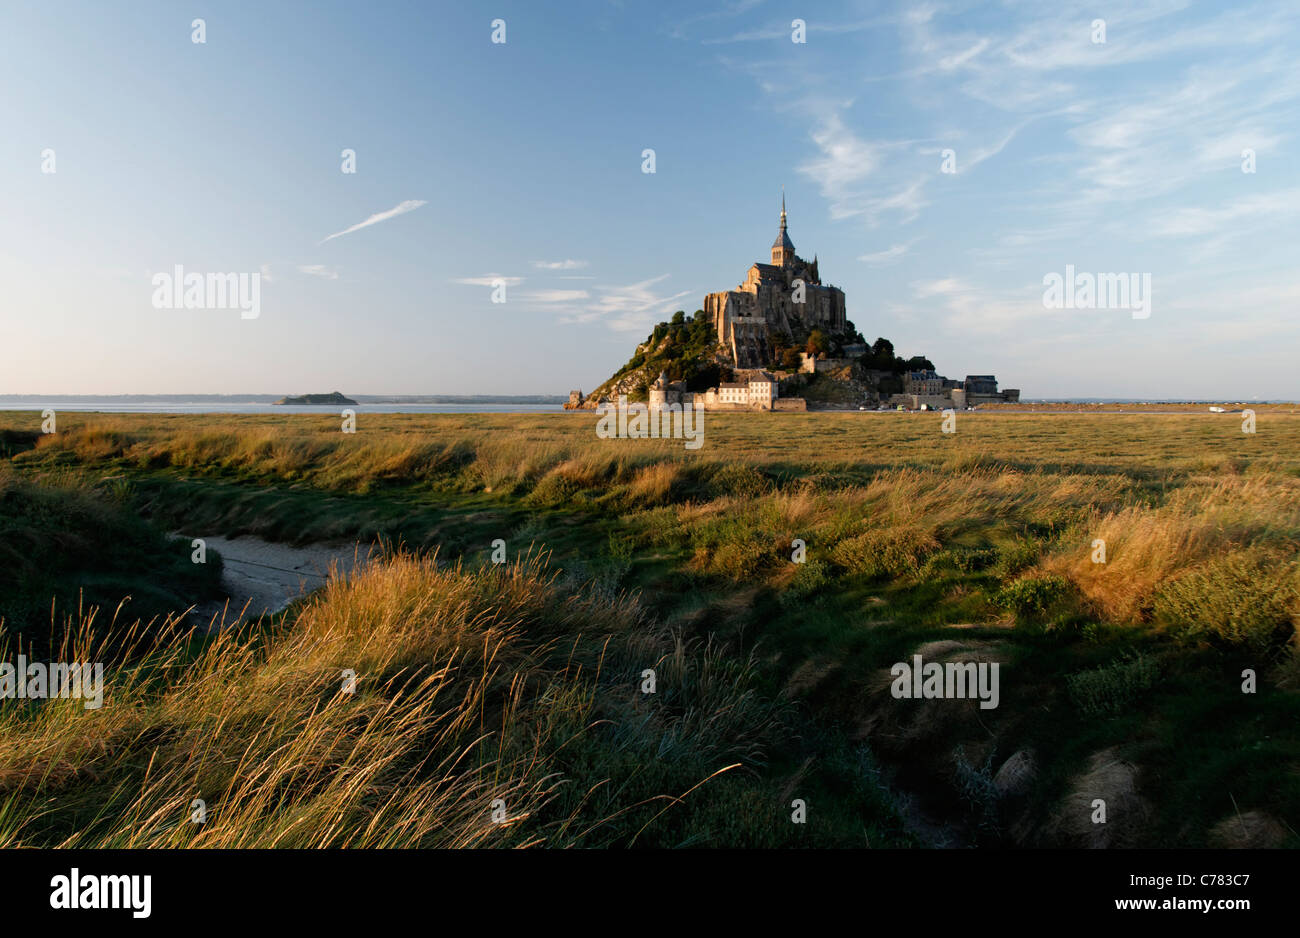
24;414;1300;644
5;411;1299;846
0;551;786;848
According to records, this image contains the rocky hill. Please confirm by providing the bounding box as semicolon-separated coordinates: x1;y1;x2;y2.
574;309;934;409
577;311;725;407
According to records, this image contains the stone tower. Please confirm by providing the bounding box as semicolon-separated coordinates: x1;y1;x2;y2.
771;191;795;267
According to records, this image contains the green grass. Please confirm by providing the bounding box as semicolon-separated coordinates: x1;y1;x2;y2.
1;409;1297;847
0;464;224;655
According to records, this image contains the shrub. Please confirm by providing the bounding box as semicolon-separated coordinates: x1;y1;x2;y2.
920;549;960;577
955;546;999;573
1153;552;1297;651
1067;653;1160;716
638;506;683;547
993;538;1041;579
780;558;831;607
707;537;772;580
832;526;940;580
996;574;1075;625
921;546;998;577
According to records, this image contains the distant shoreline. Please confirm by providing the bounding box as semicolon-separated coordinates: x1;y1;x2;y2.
0;399;566;416
0;394;568;404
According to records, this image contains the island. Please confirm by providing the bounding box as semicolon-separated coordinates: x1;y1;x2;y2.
273;391;358;406
571;196;1019;413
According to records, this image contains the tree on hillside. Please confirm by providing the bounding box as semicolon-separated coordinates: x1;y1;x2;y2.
806;329;829;356
685;363;723;391
878;373;903;395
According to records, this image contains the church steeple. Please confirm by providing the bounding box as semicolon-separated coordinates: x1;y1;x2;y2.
771;188;795;266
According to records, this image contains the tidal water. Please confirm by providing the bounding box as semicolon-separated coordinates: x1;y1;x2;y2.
0;400;565;415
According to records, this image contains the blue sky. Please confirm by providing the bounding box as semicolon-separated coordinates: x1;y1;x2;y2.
2;0;1297;398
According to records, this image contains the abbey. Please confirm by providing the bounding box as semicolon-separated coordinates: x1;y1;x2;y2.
704;195;847;368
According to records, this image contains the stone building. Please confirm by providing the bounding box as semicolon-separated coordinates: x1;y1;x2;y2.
647;371;686;409
904;370;945;396
963;375;1019;404
964;375;999;397
747;373;776;409
717;382;750;405
704;195;847;368
696;370;779;411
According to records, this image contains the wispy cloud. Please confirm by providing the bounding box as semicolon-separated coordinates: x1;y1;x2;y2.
520;289;590;303
452;274;523;287
797;114;885;203
667;0;765;40
1149;188;1300;244
859;240;917;266
532;259;589;270
558;274;693;333
319;200;427;244
730;0;1300;296
795;116;936;224
701;14;893;45
298;264;339;280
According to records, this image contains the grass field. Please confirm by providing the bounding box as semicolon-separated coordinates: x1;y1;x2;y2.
0;409;1296;847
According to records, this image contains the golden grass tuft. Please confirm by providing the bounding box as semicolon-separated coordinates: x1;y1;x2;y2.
0;550;775;848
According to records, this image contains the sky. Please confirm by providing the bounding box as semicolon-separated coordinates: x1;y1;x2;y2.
1;0;1297;399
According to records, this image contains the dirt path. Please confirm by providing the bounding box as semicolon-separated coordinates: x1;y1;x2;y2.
181;535;373;630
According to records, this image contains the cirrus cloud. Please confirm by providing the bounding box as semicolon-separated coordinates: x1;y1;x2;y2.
319;200;427;244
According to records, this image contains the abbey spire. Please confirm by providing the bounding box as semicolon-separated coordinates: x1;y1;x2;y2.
771;190;795;266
